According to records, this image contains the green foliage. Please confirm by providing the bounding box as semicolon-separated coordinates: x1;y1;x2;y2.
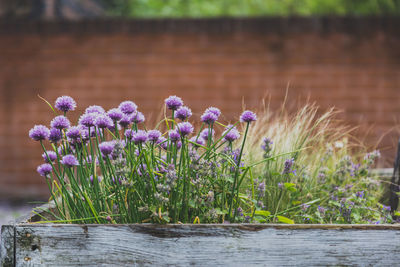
100;0;400;18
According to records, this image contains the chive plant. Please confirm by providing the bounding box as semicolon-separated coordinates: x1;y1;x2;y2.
29;95;265;224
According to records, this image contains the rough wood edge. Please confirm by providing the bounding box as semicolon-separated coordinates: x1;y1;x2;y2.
14;223;400;230
1;225;15;267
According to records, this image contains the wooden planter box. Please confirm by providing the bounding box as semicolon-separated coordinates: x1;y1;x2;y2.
2;206;400;266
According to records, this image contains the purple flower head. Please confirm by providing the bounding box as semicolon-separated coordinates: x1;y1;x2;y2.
382;205;391;211
200;128;215;141
157;136;168;150
189;136;205;147
78;113;97;128
165;95;183;111
107;123;121;132
49;128;62;143
42;151;57;163
148;130;161;143
99;141;115;156
131;111;145;124
240;110;257;123
66;126;81;140
55;96;76;113
95;114;113;129
176;122;194;137
50;115;70;130
29;125;50;141
278;182;283;189
85;105;105;114
132;130;148;144
37;163;53;177
201;111;218;124
223;125;240;142
169;129;180;142
174;106;192;121
107;108;123;121
282;158;295;175
119;101;137;115
61;154;79;167
257;182;266;193
124;129;135;140
205;107;221;118
119;114;131;128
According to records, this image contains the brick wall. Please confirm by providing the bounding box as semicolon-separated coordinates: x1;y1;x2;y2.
1;18;399;200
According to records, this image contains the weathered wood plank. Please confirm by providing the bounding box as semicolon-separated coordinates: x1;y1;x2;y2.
1;225;15;267
13;224;400;266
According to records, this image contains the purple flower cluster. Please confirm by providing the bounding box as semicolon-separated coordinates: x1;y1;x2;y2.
85;105;105;114
79;113;96;127
119;101;137;115
165;96;183;111
95;114;113;129
37;163;53;177
240;110;257;123
131;112;145;124
148;130;161;143
99;141;115;156
61;154;79;167
29;125;50;141
223;125;240;142
55;96;76;113
132;130;148;144
175;106;192;120
51;116;70;130
49;128;62;143
42;151;57;163
107;108;123;122
282;158;295;175
176;122;194;137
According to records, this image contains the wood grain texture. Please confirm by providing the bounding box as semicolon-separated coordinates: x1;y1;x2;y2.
11;224;400;266
1;225;14;267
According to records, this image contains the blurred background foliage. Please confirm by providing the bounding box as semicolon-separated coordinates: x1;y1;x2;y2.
100;0;400;18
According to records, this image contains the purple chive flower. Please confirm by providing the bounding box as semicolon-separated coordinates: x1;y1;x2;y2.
200;111;218;124
176;141;182;149
174;106;192;120
223;125;240;142
169;129;181;142
107;108;123;121
125;129;134;140
131;111;145;124
148;130;161;143
95;114;113;129
176;122;194;137
78;113;97;127
119;114;131;128
99;141;115;156
189;136;205;147
157;136;168;150
55;96;76;113
200;128;215;141
42;151;57;163
66;126;81;140
37;163;53;177
132;130;148;144
51;115;71;130
165;95;183;111
29;125;50;141
282;158;295;175
240;110;257;123
119;101;137;115
85;105;105;114
61;154;79;167
49;128;62;143
205;107;221;118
